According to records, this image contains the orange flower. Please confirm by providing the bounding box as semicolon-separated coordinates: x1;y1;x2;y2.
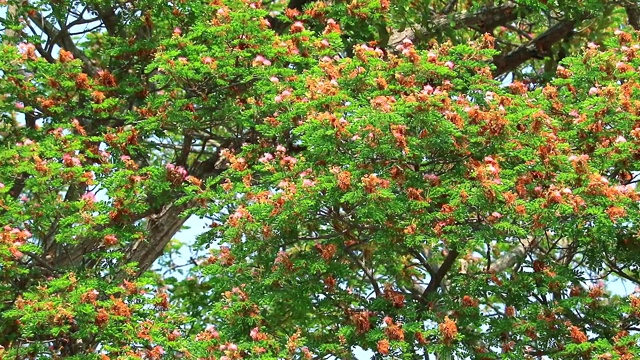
110;296;131;317
95;308;109;326
568;324;588;344
377;339;390;355
439;316;458;344
505;306;516;317
385;321;405;341
606;206;626;222
350;311;372;334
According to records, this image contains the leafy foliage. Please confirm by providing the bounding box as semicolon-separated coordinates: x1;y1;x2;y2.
2;0;640;359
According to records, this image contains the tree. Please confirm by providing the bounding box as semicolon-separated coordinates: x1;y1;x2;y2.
1;0;640;358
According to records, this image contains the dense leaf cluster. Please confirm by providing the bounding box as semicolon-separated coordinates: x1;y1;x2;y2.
2;0;640;359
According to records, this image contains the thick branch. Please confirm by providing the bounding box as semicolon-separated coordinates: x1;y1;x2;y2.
126;201;194;277
626;4;640;30
287;0;315;10
422;249;459;298
492;20;577;76
387;2;519;48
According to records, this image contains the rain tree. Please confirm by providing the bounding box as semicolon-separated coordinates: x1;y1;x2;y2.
2;0;640;359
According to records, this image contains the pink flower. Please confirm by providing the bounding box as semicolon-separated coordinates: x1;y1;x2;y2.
0;183;4;189
302;179;315;187
423;173;440;185
275;89;292;103
18;42;37;60
291;21;305;33
258;153;274;163
202;56;214;64
154;346;165;355
253;55;272;66
15;102;24;110
166;163;188;184
588;87;599;96
63;153;82;167
270;76;279;83
173;27;182;35
227;343;238;351
206;325;220;338
276;145;287;153
82;192;96;203
281;156;297;168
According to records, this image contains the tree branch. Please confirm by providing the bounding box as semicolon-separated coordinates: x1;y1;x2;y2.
422;249;459;299
126;201;195;277
26;9;97;76
491;19;578;77
387;2;519;48
626;3;640;30
488;236;537;273
345;248;382;298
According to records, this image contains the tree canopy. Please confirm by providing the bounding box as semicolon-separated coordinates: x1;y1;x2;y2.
2;0;640;359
